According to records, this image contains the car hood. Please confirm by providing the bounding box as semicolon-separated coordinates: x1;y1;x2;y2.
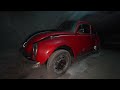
25;29;73;44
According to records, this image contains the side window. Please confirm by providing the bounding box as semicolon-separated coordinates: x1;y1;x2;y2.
78;24;90;34
77;24;83;33
82;24;90;33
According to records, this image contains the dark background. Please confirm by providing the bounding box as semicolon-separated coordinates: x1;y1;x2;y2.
0;11;120;53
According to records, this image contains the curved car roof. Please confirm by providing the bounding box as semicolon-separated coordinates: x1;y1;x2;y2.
57;20;90;32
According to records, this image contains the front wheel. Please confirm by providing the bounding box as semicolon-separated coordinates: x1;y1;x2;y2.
47;49;71;78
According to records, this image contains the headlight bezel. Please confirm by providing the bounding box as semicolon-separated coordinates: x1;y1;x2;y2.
33;42;38;57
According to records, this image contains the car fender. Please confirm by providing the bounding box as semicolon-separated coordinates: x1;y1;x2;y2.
35;38;73;64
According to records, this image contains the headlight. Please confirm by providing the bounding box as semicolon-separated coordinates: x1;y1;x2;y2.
33;43;38;57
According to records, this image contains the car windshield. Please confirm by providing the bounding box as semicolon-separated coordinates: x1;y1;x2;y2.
57;20;77;32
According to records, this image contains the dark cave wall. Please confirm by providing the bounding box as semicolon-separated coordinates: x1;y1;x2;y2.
0;11;68;52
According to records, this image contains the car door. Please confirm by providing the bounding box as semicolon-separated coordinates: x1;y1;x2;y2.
76;24;92;53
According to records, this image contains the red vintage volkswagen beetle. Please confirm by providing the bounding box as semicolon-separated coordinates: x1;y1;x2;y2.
21;20;100;75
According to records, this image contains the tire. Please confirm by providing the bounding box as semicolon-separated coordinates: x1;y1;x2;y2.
47;49;71;78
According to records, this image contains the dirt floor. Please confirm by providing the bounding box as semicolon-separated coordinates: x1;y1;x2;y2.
0;49;120;79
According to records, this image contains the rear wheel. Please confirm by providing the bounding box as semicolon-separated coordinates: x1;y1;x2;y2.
47;49;71;78
93;45;100;53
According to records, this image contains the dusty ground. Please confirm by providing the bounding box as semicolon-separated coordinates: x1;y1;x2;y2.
0;49;120;79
